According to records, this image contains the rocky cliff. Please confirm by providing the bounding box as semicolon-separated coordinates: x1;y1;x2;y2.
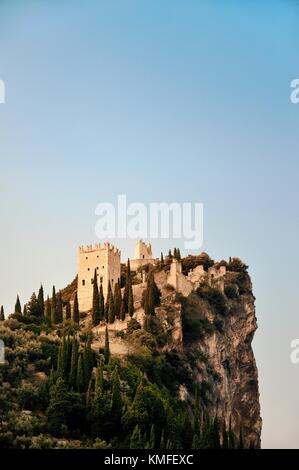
152;261;262;448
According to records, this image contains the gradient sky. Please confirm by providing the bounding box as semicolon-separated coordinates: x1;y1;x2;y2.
0;0;299;448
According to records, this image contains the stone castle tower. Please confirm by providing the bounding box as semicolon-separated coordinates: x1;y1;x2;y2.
77;242;121;312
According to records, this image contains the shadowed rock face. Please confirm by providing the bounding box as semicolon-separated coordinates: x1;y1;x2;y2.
154;269;262;448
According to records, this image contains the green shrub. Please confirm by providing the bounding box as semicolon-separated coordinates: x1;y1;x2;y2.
196;286;228;316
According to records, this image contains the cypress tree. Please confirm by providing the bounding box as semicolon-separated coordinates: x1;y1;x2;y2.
128;288;134;317
56;291;63;323
173;248;177;259
99;283;105;321
86;377;93;407
160;430;166;449
111;365;122;426
120;296;126;321
73;292;79;324
76;354;85;392
105;281;113;322
0;305;4;321
69;336;79;389
15;295;22;314
51;286;57;324
104;326;110;364
28;292;39;316
23;304;27;316
65;335;72;375
37;284;44;317
92;269;100;326
143;271;160;315
57;335;67;377
123;259;131;312
160;252;164;265
65;301;71;320
108;291;115;323
177;248;181;260
45;296;51;322
114;283;121;320
130;425;143;449
46;377;69;436
149;424;155;449
83;340;93;386
94;360;103;403
193;386;201;436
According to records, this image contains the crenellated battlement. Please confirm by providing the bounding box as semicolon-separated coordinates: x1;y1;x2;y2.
78;242;120;255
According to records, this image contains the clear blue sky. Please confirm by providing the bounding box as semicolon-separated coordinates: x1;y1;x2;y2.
0;0;298;448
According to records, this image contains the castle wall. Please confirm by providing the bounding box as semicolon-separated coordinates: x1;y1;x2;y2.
77;242;120;312
167;260;226;296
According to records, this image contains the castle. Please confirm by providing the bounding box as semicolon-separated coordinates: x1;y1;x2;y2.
77;240;226;311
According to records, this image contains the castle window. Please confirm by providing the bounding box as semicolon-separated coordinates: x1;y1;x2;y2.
86;256;88;260
100;277;103;283
97;255;99;258
82;280;85;286
102;266;104;269
96;267;99;270
91;278;94;284
88;268;90;271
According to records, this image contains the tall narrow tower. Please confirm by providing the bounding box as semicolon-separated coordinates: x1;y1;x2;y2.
77;242;121;312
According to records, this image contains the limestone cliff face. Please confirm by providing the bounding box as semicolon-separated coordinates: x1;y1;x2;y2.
154;268;262;448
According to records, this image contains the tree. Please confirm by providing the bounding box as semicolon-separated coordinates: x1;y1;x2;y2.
94;360;104;410
142;271;161;315
51;286;57;324
149;424;155;449
73;292;79;324
28;292;39;317
120;296;126;321
65;301;71;320
193;386;201;436
108;292;115;324
37;284;44;317
0;305;4;321
99;283;105;321
45;296;51;322
111;366;122;427
92;270;100;326
83;340;93;386
46;377;69;436
160;429;166;449
56;291;63;323
123;259;132;312
76;354;85;392
128;289;134;317
130;425;143;449
114;283;121;320
160;252;164;266
23;304;28;316
69;336;79;389
105;281;113;322
57;335;67;378
104;326;110;365
15;295;22;314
